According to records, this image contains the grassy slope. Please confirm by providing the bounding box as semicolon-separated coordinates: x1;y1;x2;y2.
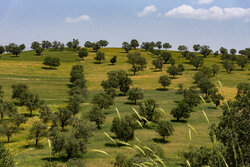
0;48;249;167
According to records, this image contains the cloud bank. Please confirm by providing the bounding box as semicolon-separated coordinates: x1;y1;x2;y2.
137;5;157;17
65;14;91;23
198;0;214;4
165;5;250;21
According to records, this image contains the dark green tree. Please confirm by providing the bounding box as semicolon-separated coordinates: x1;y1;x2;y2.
152;58;163;71
127;88;143;104
35;47;43;56
155;41;162;49
127;52;147;75
97;40;109;47
139;99;160;124
11;83;29;99
167;65;179;78
84;41;93;48
53;107;72;131
0;121;17;143
0;46;5;55
92;42;101;52
177;64;185;75
0;144;15;167
78;48;88;60
236;55;248;70
178;45;188;52
110;56;117;65
130;39;139;49
31;41;40;50
122;42;132;53
193;44;201;52
20;93;40;116
211;64;220;76
156;121;174;141
87;105;105;129
43;57;61;69
158;75;171;90
94;51;105;63
223;59;234;73
39;104;52;123
163;42;172;50
28;121;47;147
200;45;212;58
160;51;172;64
67;95;81;116
190;56;204;69
197;77;215;97
170;100;192;121
91;93;114;109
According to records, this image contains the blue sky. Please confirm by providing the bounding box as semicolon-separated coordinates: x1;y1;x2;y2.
0;0;249;51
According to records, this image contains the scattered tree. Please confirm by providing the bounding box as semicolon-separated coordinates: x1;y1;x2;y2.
0;144;15;167
152;58;163;71
167;65;179;78
177;64;185;74
53;107;72;131
35;47;43;56
211;64;220;77
223;59;234;73
170;100;192;121
122;42;132;53
92;42;101;52
43;57;61;69
193;44;201;52
39;104;52;123
190;56;204;69
110;56;117;65
94;51;105;63
21;92;41;116
163;43;172;50
67;95;81;116
78;48;88;60
127;88;143;104
130;39;139;49
200;45;212;58
91;93;114;109
178;45;188;52
0;121;17;143
28;121;47;147
0;46;5;55
84;41;93;48
158;75;171;90
236;55;248;70
97;40;109;47
31;41;40;50
127;52;147;75
87;105;105;129
156;121;174;141
160;51;172;64
139;99;160;124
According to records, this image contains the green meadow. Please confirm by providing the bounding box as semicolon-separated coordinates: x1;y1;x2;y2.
0;48;249;167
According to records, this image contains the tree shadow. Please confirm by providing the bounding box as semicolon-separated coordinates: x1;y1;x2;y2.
124;101;136;105
42;156;68;163
93;62;102;64
41;67;56;70
173;100;180;104
153;138;170;144
22;143;45;149
208;106;217;109
152;69;163;72
104;142;126;147
66;84;73;88
120;51;128;54
156;88;169;91
170;120;187;123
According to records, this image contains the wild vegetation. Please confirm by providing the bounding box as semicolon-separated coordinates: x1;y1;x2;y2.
0;40;249;167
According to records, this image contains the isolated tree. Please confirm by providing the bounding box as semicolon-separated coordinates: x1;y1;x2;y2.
67;41;73;49
11;46;21;57
156;121;174;141
127;52;147;75
39;104;52;123
182;88;201;108
94;51;105;63
167;65;179;78
35;47;43;56
53;107;72;131
19;44;25;51
190;56;204;69
200;45;212;58
84;41;93;48
236;55;248;70
67;95;81;116
0;46;5;55
127;88;143;104
72;39;80;51
98;40;109;47
223;59;234;73
0;144;15;167
197;77;215;97
155;41;162;49
152;58;163;71
10;112;27;127
78;48;88;60
0;121;17;143
111;116;135;142
139;99;160;123
193;44;201;52
87;105;105;129
130;39;139;49
31;41;40;50
92;42;101;51
177;64;185;75
230;48;237;55
170;100;192;121
160;51;172;64
158;75;171;90
21;93;41;116
213;50;219;57
43;57;61;69
122;42;132;53
219;47;228;55
91;93;113;109
178;45;188;52
163;42;172;50
110;56;117;65
0;101;17;121
211;64;220;77
28;121;47;147
42;40;52;49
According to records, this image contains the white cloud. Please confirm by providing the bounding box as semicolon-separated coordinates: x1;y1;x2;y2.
198;0;214;4
65;15;91;23
137;5;157;17
165;5;250;21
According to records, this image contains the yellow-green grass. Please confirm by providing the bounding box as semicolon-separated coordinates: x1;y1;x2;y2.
0;48;249;167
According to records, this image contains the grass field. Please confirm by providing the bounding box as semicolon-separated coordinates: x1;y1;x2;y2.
0;48;249;167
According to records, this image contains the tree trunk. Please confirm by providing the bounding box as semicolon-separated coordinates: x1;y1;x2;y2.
7;136;10;143
36;139;38;147
30;110;33;117
134;100;137;105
